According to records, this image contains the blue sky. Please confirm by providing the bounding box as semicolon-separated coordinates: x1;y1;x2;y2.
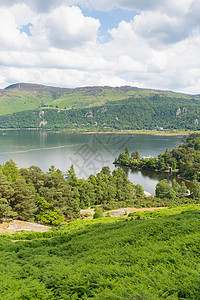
81;7;138;42
20;23;33;36
0;0;200;94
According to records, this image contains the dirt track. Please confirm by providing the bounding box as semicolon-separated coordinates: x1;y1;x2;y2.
81;206;166;218
0;220;51;233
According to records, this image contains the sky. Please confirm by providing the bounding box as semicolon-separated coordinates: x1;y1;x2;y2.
0;0;200;94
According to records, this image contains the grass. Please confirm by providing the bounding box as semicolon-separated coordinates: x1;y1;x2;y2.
0;204;199;299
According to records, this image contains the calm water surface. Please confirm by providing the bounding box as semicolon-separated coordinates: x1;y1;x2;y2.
0;131;184;194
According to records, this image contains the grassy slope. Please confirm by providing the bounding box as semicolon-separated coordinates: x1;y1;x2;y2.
0;204;199;299
0;90;52;115
0;83;196;116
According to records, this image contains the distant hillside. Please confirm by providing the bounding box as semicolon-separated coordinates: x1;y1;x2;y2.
0;82;198;116
0;94;199;130
0;83;200;130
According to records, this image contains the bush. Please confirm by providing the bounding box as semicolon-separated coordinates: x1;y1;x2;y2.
93;208;103;219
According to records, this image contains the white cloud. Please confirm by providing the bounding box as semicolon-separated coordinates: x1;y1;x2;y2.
133;12;184;45
0;0;200;94
36;5;100;49
0;8;30;50
9;3;35;25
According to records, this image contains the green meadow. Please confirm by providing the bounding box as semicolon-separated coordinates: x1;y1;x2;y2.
0;204;200;299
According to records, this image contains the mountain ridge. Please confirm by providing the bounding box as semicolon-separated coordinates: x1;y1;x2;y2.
3;82;195;96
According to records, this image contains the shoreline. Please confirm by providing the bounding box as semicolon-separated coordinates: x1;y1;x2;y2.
0;128;195;136
56;129;194;136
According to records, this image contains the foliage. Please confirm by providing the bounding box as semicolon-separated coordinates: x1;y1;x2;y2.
0;94;200;130
93;207;104;219
0;205;199;298
0;161;146;223
115;133;200;182
155;179;176;199
190;180;200;199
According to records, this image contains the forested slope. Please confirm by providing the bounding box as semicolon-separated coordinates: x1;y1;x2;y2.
0;95;200;130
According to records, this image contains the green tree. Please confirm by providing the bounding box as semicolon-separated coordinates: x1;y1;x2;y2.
155;179;176;199
10;179;37;221
78;179;96;208
101;166;111;176
131;151;140;160
190;180;200;200
178;181;188;198
134;184;145;198
125;147;129;157
36;196;64;225
0;171;16;219
93;207;103;219
172;179;179;195
2;159;21;182
65;165;78;187
0;198;17;219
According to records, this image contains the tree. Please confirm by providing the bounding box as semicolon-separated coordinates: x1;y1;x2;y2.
178;181;188;198
125;147;130;157
172;179;179;195
134;184;145;198
65;165;78;187
190;180;200;200
10;179;37;221
78;179;96;208
36;196;64;225
0;171;15;219
131;151;140;160
0;171;14;199
93;207;103;219
2;159;21;182
155;179;176;199
0;198;17;220
101;166;111;176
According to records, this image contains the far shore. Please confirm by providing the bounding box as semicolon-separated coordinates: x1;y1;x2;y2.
0;128;197;136
55;129;195;136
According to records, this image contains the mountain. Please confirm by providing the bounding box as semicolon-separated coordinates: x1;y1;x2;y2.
0;83;200;130
1;82;197;116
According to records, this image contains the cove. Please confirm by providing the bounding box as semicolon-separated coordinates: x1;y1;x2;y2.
0;130;184;194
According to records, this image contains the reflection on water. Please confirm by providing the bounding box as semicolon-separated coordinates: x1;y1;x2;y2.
120;166;177;195
0;130;184;194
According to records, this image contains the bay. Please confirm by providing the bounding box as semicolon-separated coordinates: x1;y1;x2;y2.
0;130;184;194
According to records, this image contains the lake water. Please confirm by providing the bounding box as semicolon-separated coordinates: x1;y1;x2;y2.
0;130;184;194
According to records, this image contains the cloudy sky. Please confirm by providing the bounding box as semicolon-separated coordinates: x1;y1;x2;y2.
0;0;200;93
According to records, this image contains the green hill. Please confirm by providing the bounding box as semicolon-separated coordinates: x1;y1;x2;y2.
0;94;199;130
0;204;199;299
1;82;198;116
0;83;200;130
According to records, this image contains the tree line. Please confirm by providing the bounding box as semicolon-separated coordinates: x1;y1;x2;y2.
0;160;147;224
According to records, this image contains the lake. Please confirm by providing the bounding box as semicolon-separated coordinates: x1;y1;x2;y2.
0;130;184;194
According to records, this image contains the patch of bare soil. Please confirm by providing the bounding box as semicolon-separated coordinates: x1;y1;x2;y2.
0;220;51;233
80;207;166;218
